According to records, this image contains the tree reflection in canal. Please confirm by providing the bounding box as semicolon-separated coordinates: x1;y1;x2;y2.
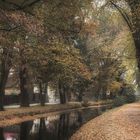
1;106;110;140
20;121;32;140
0;128;4;140
38;118;47;140
58;114;69;140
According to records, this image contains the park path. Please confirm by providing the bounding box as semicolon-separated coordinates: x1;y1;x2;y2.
71;102;140;140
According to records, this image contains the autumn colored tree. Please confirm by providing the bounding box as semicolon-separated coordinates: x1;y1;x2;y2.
103;0;140;83
79;1;136;100
0;5;44;107
31;37;92;104
0;0;137;109
0;12;18;110
0;37;13;110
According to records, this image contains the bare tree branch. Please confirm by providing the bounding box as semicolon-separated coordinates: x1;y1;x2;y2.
0;25;21;32
0;0;41;10
110;1;133;31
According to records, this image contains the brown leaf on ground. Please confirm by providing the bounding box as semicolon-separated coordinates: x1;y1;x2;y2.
71;103;140;140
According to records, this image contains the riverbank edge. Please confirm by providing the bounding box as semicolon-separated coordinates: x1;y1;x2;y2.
0;101;112;127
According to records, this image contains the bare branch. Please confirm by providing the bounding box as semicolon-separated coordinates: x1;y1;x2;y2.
110;1;133;31
0;25;21;32
0;0;41;10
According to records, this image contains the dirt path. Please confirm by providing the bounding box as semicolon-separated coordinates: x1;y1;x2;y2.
71;102;140;140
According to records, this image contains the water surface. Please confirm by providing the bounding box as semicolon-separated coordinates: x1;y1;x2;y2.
1;106;111;140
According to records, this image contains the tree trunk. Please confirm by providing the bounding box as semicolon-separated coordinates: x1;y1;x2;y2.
19;63;30;107
0;61;10;111
128;1;140;70
63;85;68;103
28;80;34;104
0;85;5;111
0;48;11;111
115;1;140;94
133;33;140;92
67;88;72;102
130;2;140;90
133;32;140;70
44;83;48;103
39;82;48;106
59;82;66;104
78;90;83;102
101;86;107;100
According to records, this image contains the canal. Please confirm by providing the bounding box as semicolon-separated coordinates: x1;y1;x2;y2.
0;105;112;140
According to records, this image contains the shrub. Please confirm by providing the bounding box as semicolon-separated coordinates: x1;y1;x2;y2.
113;96;127;107
125;92;136;103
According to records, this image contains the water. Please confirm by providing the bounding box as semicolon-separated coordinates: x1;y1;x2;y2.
1;106;111;140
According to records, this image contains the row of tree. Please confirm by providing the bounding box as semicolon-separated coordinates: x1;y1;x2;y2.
0;0;94;110
0;0;138;111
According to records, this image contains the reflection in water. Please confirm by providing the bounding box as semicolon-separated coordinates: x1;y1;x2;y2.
38;118;47;140
58;114;69;140
0;128;4;140
1;106;110;140
20;121;32;140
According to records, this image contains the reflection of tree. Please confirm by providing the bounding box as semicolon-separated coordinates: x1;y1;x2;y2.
81;108;99;122
45;119;58;140
0;128;4;140
19;109;110;140
58;114;69;140
77;111;83;125
38;118;46;140
30;119;40;134
67;111;83;138
20;121;31;140
96;107;107;116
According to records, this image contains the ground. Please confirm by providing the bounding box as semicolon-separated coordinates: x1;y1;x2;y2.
71;102;140;140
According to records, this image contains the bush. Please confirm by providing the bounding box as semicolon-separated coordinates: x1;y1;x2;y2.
125;92;136;103
113;96;127;107
123;85;136;103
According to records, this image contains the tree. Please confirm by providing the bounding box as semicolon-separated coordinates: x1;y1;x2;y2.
0;46;12;110
0;6;44;107
104;0;140;75
33;38;92;104
79;2;136;100
0;30;16;110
